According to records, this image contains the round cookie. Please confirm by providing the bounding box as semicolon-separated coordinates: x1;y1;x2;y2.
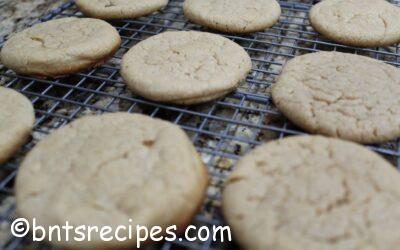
223;135;400;250
15;113;208;249
0;87;34;164
309;0;400;47
121;31;252;105
75;0;168;20
0;17;121;77
183;0;281;33
272;51;400;144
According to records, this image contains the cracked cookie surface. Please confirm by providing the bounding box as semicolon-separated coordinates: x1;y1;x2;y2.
309;0;400;47
183;0;281;33
272;52;400;143
223;135;400;250
0;17;121;77
121;31;252;105
16;113;208;249
75;0;168;20
0;87;34;164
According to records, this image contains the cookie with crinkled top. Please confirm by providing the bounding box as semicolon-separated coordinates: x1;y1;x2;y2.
121;31;252;105
272;51;400;144
183;0;281;33
75;0;168;20
309;0;400;47
0;17;121;77
16;112;208;249
0;87;34;164
223;135;400;250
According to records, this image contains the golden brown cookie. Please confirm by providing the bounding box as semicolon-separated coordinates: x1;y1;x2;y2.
223;135;400;250
75;0;168;20
0;17;121;77
309;0;400;47
0;87;34;164
16;113;208;249
121;31;252;105
183;0;281;33
272;51;400;144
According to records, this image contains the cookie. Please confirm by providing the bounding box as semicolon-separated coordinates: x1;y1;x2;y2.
0;87;34;164
121;31;252;105
272;51;400;144
75;0;168;20
223;135;400;250
309;0;400;47
0;17;121;77
183;0;281;33
15;113;208;249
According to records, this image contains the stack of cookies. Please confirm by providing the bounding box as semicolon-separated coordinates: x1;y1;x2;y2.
0;0;400;249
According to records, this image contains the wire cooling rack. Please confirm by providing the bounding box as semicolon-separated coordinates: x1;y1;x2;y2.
1;0;400;249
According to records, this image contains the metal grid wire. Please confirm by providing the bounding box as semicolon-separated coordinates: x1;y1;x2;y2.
1;0;400;249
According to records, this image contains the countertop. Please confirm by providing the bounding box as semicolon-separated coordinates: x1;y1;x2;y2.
0;0;68;40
